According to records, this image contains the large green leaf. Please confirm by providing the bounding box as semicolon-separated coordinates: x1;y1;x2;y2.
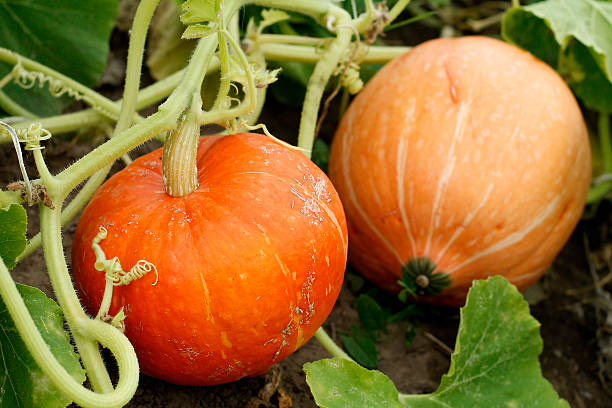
420;277;568;407
0;203;26;269
304;358;403;408
502;0;612;112
0;0;118;116
305;276;569;407
0;283;85;408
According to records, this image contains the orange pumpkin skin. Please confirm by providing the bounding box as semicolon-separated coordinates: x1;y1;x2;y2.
328;36;591;307
71;133;348;385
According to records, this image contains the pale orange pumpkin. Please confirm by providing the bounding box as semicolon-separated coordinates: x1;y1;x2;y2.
328;36;591;306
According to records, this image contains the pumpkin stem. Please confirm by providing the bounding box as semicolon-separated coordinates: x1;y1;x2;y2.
399;257;452;297
162;95;202;197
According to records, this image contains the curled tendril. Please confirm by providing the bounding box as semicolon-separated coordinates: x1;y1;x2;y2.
19;123;53;151
337;61;363;95
10;61;118;121
92;226;159;287
115;261;159;286
229;82;240;95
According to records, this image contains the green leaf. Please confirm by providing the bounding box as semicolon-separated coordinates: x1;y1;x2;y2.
305;277;569;407
418;276;569;407
0;283;85;407
182;23;218;39
560;40;612;113
259;9;291;32
356;294;388;336
502;0;612;112
304;358;403;408
0;203;27;269
0;0;118;116
181;0;218;24
340;326;378;369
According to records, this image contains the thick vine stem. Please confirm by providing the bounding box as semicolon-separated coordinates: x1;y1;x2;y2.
260;42;410;64
213;9;233;112
0;258;139;408
249;0;331;20
300;12;353;157
114;0;161;138
40;205;116;393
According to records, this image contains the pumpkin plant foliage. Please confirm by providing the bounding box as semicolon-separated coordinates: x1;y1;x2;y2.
305;276;569;408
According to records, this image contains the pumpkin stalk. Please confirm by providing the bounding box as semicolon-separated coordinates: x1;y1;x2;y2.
162;97;202;197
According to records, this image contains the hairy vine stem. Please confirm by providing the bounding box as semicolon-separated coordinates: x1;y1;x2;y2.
31;0;162;398
213;7;233;112
259;42;410;64
40;204;137;399
0;257;138;408
314;327;354;361
114;0;161;138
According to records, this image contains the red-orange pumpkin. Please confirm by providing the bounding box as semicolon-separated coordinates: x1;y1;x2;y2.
328;36;591;307
71;133;348;385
